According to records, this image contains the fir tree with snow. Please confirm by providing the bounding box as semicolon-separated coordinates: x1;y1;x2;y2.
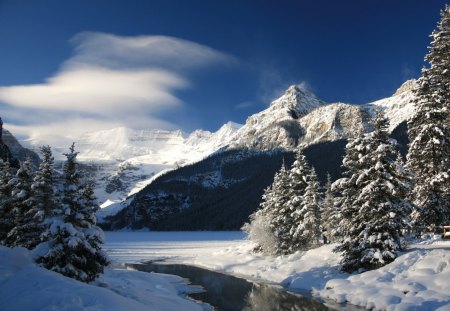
338;109;411;272
30;146;56;220
266;158;299;254
292;167;321;247
407;5;450;227
9;146;57;249
37;143;109;282
322;173;341;243
282;149;316;252
244;160;291;255
4;159;37;248
0;160;15;243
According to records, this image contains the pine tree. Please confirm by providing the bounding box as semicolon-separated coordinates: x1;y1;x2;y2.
0;160;14;243
322;173;341;243
266;159;298;254
339;109;411;272
281;149;314;252
4;159;35;248
10;146;57;249
244;161;291;255
292;167;321;247
407;6;450;226
31;146;56;220
37;143;108;282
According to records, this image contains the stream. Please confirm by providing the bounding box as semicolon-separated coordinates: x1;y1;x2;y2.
131;262;355;311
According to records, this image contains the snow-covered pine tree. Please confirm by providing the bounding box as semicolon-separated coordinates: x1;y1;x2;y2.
4;159;35;248
281;149;314;253
9;146;57;249
339;109;411;272
37;143;108;282
243;160;291;255
322;173;341;243
407;5;450;226
296;167;321;246
0;160;14;243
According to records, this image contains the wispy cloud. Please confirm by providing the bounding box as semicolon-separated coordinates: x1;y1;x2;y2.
0;32;235;145
234;101;255;110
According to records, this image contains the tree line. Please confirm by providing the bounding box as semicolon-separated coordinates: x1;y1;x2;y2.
0;143;108;282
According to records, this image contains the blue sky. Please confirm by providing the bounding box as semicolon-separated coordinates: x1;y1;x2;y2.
0;0;447;143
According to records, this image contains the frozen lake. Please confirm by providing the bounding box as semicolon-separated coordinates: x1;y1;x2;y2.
104;231;247;264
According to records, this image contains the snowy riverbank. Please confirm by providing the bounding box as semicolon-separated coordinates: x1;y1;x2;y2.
0;246;207;311
105;231;450;310
2;232;450;310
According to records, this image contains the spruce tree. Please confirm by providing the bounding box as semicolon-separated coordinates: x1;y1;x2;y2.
322;174;341;243
4;159;36;248
10;146;57;249
281;149;314;253
407;5;450;226
37;143;108;282
339;110;411;272
0;160;14;243
292;167;321;247
31;146;56;221
266;159;297;254
244;161;291;255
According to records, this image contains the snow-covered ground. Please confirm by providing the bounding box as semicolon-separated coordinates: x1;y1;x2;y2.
105;231;450;310
0;246;208;311
3;231;449;310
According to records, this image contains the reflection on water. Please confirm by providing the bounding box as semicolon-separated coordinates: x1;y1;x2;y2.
244;284;329;311
131;263;331;311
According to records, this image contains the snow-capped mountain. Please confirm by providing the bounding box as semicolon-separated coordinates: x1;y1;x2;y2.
25;122;242;206
230;80;415;151
231;85;325;149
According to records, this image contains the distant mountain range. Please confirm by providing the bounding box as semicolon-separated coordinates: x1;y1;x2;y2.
15;79;416;230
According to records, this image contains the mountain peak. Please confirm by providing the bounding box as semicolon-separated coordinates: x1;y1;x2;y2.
269;84;325;118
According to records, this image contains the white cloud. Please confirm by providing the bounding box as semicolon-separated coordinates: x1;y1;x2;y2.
0;67;185;114
0;32;235;145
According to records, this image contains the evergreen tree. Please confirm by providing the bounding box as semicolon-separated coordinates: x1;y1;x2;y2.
291;167;321;247
322;173;341;243
407;5;450;226
10;146;57;249
0;160;14;243
244;161;291;255
31;146;56;221
266;158;298;254
339;110;411;272
4;159;36;248
37;143;108;282
281;149;314;253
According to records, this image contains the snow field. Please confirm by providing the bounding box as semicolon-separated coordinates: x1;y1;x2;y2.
0;246;206;311
105;232;450;310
